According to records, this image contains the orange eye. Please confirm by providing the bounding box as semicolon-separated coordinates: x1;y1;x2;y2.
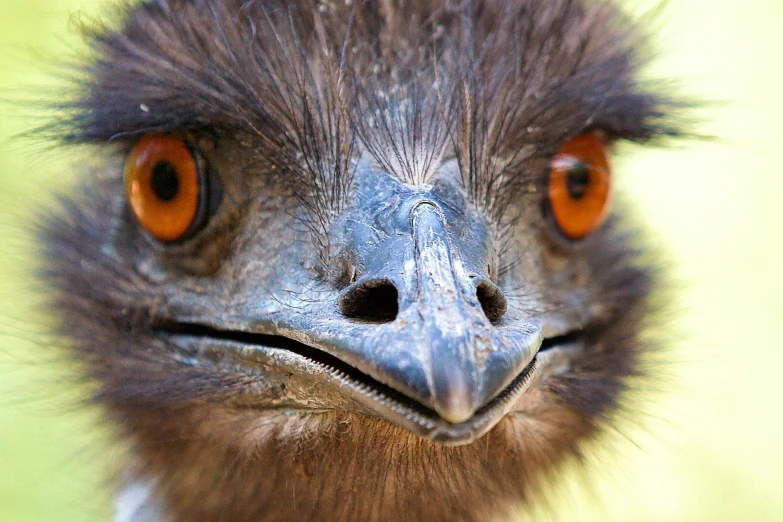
124;135;201;242
548;133;612;240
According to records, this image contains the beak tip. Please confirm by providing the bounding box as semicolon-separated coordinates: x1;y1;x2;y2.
433;390;479;424
439;408;476;425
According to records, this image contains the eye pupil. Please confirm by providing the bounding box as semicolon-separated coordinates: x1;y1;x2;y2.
150;162;180;202
566;163;590;199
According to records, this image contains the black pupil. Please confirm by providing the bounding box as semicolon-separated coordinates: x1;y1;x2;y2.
150;162;180;202
566;162;591;199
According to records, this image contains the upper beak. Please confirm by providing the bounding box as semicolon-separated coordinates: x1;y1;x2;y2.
277;173;544;425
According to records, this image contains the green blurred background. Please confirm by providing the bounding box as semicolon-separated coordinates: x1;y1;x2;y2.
0;0;781;520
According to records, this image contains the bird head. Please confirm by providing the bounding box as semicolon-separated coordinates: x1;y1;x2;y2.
42;0;684;519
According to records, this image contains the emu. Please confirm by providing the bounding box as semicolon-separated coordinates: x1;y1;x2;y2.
41;0;684;520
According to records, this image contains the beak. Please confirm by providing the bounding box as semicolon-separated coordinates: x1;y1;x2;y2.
164;170;561;445
278;172;543;426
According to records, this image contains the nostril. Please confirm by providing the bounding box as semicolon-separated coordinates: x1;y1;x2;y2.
339;279;399;323
476;281;507;322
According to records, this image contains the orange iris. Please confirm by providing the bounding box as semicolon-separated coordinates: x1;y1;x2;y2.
124;135;200;242
548;133;612;240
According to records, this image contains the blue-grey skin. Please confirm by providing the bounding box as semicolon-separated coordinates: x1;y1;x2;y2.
151;151;583;446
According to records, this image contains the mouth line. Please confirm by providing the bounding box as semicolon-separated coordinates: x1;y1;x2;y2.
156;322;583;445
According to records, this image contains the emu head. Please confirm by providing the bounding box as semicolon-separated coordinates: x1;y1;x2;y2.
43;0;682;520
